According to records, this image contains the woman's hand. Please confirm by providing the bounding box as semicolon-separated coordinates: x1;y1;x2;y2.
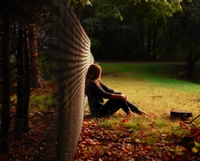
120;93;128;101
110;93;128;101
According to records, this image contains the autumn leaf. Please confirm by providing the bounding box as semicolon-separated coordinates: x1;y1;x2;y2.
194;141;200;148
192;147;198;153
10;92;15;97
120;118;129;123
191;128;200;136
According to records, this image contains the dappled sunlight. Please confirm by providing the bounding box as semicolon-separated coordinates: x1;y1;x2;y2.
103;74;200;118
75;63;200;160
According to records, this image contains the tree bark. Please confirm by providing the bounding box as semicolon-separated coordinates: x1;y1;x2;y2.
22;27;31;132
14;23;25;140
146;26;152;60
186;48;199;80
29;24;43;88
0;4;11;153
152;23;157;50
138;22;145;60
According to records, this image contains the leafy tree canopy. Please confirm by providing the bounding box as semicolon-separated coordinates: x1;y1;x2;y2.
67;0;92;8
89;0;182;21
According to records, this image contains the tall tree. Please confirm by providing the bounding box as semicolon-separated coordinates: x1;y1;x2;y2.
13;0;51;139
29;24;43;88
180;0;200;79
0;0;11;153
14;20;31;139
82;0;182;61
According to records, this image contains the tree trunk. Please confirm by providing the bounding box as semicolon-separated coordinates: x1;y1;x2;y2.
138;22;145;60
187;53;194;79
14;23;31;139
0;5;11;153
186;49;199;80
152;23;157;50
22;27;31;132
146;26;152;60
14;23;25;140
28;24;43;88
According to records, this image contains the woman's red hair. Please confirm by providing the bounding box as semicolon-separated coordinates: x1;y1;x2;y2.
85;63;102;87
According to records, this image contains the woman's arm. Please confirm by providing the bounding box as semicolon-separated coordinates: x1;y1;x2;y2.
100;81;122;94
90;81;127;100
110;93;128;101
89;81;112;99
100;82;114;93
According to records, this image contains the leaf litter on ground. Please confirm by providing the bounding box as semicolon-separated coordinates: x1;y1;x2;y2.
75;115;200;161
1;81;200;161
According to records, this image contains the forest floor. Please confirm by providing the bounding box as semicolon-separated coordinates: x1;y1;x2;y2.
1;80;200;161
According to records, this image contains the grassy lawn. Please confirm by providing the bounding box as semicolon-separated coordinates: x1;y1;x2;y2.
76;62;200;160
4;62;199;160
100;62;200;117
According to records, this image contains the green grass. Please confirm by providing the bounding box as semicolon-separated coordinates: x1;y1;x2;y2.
93;62;200;138
100;62;200;93
29;94;56;111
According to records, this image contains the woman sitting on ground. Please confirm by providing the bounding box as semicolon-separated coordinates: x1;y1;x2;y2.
85;63;150;118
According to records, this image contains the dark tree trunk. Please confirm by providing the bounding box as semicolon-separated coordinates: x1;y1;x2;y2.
186;49;199;80
0;4;11;153
14;23;31;139
146;26;152;60
22;27;31;132
14;23;25;140
138;23;145;60
152;24;157;51
187;52;194;79
29;24;43;88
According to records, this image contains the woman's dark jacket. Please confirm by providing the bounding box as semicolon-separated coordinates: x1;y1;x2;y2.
85;81;116;115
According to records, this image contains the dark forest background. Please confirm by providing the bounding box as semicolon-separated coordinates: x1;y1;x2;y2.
72;0;200;80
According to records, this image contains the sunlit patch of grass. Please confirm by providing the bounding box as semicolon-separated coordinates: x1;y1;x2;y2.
143;135;159;145
101;62;200;93
84;62;200;146
100;119;113;128
122;117;148;131
170;126;190;135
151;119;170;129
149;119;190;134
102;77;200;117
99;115;124;129
30;95;57;111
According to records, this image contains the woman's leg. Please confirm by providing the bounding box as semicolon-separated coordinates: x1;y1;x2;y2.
127;101;150;116
98;99;130;117
126;101;141;114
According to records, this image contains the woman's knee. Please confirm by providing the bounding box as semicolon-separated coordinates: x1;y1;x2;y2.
112;99;126;106
118;98;126;103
